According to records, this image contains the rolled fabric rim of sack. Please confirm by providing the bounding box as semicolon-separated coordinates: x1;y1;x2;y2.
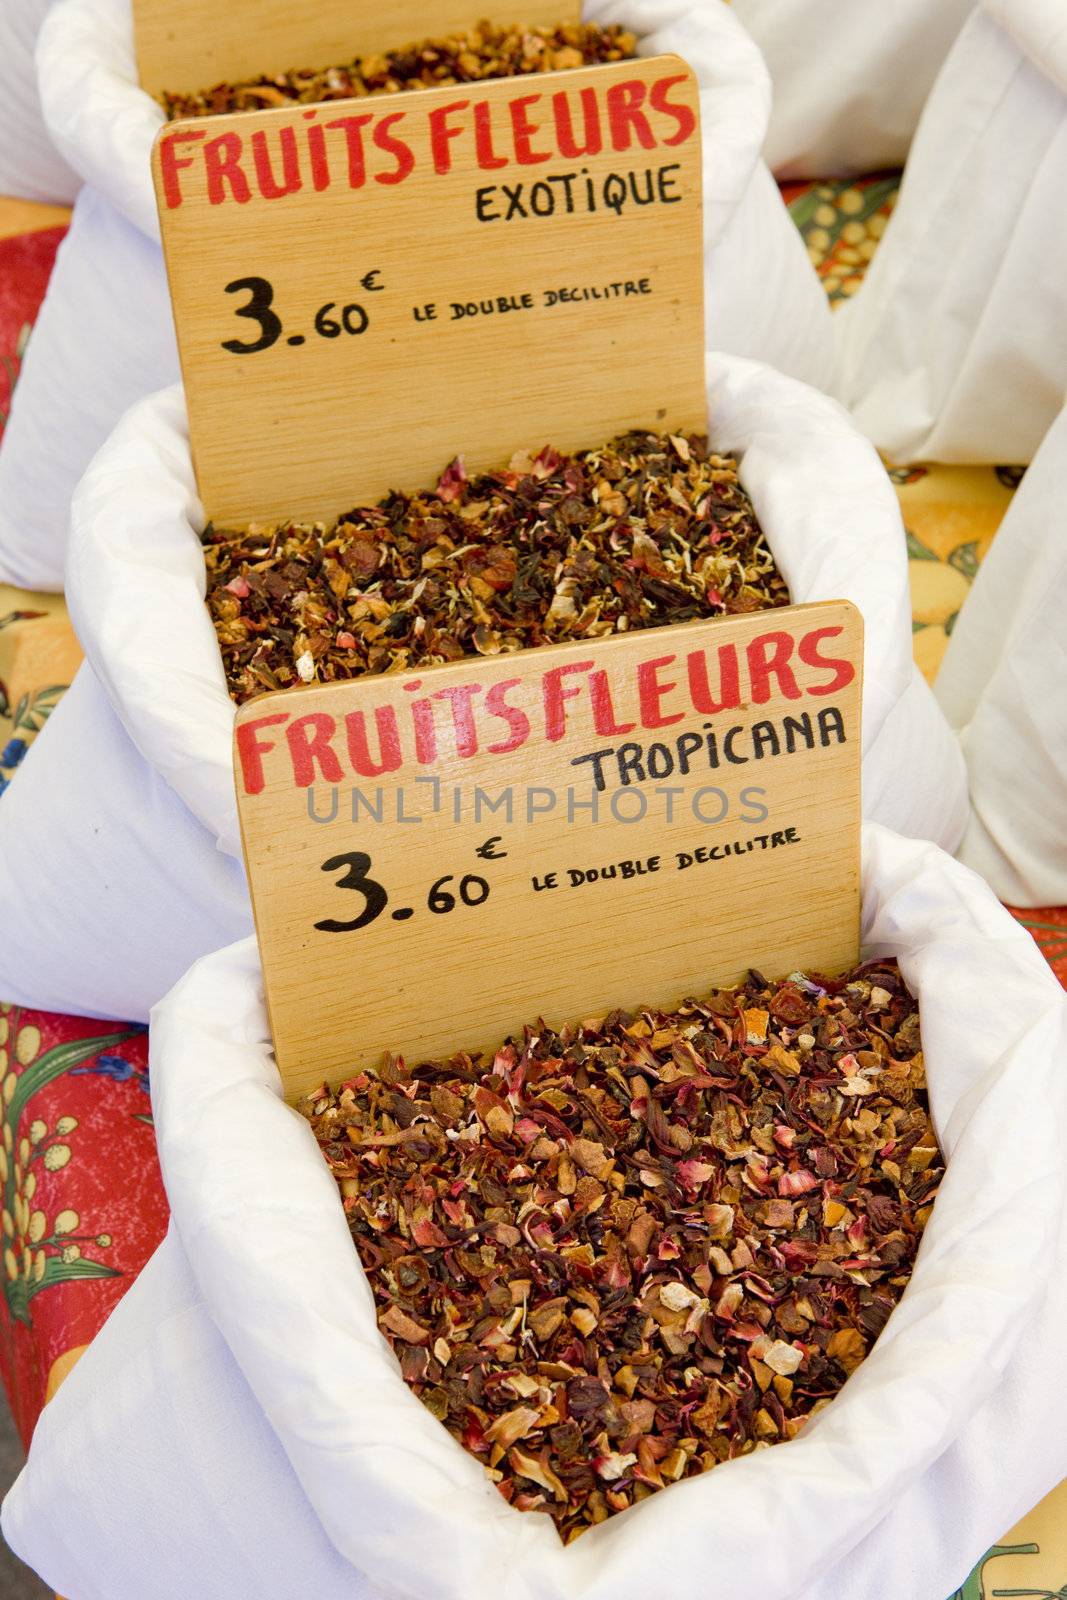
0;351;968;1024
0;0;80;205
5;824;1067;1600
729;0;976;180
934;393;1067;907
832;0;1067;465
0;0;833;593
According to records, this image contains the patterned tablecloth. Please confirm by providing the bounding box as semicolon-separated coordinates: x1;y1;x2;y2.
0;186;1065;1598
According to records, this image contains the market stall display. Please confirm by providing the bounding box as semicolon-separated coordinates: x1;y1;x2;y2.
4;8;1067;1594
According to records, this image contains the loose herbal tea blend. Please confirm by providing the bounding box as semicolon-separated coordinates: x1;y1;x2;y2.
161;21;638;118
300;959;942;1540
204;431;789;704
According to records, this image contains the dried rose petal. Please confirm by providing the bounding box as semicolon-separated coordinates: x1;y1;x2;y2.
300;959;942;1541
203;431;787;706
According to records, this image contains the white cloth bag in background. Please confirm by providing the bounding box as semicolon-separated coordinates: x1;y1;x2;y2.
5;825;1067;1600
0;0;833;591
731;0;975;179
0;355;967;1022
0;185;181;592
935;400;1067;907
0;0;79;204
833;0;1067;465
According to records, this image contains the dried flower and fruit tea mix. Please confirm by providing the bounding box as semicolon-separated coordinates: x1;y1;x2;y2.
161;21;638;118
300;959;943;1541
204;431;789;704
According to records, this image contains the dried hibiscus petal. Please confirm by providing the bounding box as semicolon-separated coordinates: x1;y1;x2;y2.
300;958;943;1541
204;430;788;705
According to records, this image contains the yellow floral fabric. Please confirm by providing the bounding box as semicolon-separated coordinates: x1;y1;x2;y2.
784;172;899;304
893;462;1022;684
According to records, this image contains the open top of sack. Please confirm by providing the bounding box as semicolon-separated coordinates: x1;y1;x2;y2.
64;353;962;866
37;0;771;246
148;823;1067;1600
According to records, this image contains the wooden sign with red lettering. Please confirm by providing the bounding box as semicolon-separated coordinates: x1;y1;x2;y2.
133;0;581;99
234;603;864;1103
152;57;706;527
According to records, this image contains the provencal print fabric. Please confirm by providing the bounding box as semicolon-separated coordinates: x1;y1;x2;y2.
1006;908;1067;992
0;1006;167;1448
0;590;82;796
0;209;68;442
950;1519;1067;1600
892;462;1024;686
0;203;81;795
785;172;900;304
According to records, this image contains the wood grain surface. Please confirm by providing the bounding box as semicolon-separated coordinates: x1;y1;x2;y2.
234;604;864;1101
133;0;581;98
153;57;706;526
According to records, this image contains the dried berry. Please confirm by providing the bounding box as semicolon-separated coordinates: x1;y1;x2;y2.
204;431;788;704
163;21;637;119
300;959;942;1540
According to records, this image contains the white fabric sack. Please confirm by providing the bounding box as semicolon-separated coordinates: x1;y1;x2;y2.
0;354;967;1023
833;0;1067;465
0;184;181;592
935;399;1067;906
6;824;1067;1600
0;0;832;592
0;0;78;204
731;0;975;179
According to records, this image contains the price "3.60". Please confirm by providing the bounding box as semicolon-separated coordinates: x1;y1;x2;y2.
315;850;492;934
221;272;382;355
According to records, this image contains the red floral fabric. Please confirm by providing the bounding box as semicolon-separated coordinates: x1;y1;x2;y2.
0;224;66;441
0;1007;166;1448
1007;907;1067;991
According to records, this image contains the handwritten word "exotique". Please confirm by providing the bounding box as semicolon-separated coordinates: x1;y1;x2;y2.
475;165;681;221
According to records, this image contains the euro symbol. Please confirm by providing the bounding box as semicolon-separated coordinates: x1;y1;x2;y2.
361;270;384;293
475;836;507;861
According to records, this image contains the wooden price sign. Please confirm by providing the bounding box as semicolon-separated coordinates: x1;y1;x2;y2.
152;56;706;526
235;602;864;1103
134;0;580;99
